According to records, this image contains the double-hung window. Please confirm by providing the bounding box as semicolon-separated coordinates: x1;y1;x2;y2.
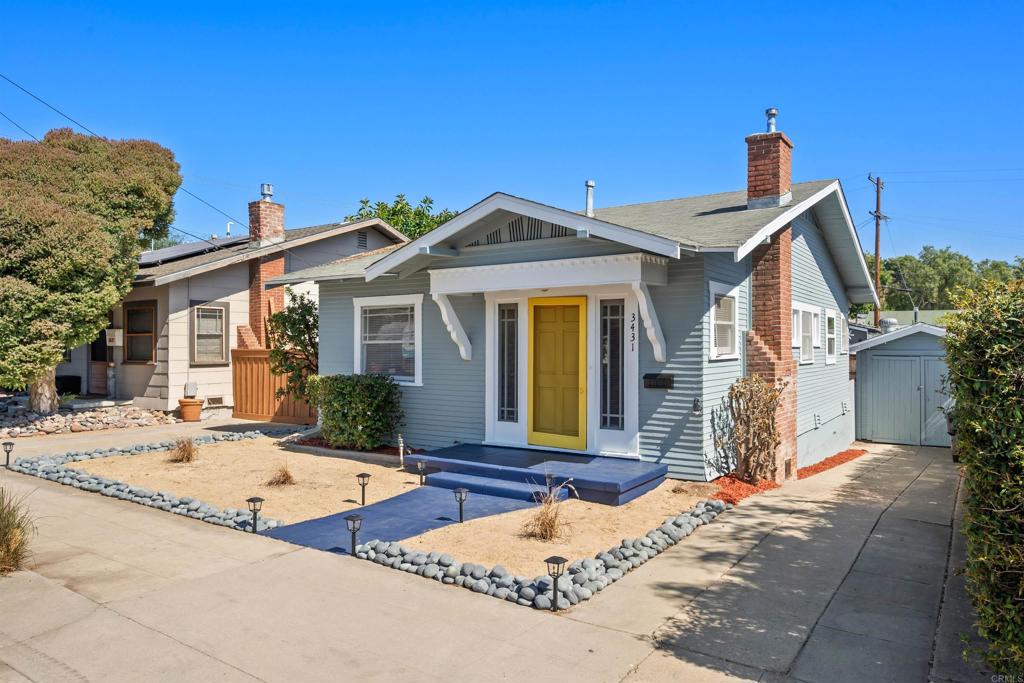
190;303;229;365
825;310;837;364
124;301;157;363
793;303;819;364
709;282;739;360
353;294;422;385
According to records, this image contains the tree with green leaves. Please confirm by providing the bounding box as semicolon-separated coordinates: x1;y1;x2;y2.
266;290;318;400
346;194;457;239
0;129;181;412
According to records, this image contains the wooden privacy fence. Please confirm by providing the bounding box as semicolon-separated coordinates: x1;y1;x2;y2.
231;349;316;424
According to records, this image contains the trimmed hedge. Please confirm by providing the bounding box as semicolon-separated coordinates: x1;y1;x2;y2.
944;280;1024;672
308;374;403;451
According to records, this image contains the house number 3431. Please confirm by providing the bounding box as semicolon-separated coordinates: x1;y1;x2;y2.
630;312;637;352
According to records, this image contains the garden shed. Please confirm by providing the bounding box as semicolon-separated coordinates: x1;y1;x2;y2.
851;323;951;447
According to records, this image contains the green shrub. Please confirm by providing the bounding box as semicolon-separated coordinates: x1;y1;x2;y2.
308;374;403;451
944;279;1024;672
0;485;35;576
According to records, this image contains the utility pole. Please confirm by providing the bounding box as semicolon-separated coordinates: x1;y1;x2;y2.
868;174;887;327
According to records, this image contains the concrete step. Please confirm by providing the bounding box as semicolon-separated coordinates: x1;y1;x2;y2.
425;471;567;503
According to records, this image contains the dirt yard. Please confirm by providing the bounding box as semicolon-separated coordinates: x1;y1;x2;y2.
82;438;418;523
404;480;718;576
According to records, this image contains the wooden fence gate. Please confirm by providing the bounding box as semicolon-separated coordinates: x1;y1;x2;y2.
231;349;317;424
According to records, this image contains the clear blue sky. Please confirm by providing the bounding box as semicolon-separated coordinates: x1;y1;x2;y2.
2;1;1021;261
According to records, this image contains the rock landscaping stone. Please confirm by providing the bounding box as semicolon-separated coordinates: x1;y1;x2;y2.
0;404;179;440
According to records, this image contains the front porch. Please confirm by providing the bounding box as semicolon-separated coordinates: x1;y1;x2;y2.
407;443;668;506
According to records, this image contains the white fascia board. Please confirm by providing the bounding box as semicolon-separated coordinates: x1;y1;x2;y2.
365;193;684;282
849;323;946;353
832;182;880;307
148;218;405;287
735;181;840;262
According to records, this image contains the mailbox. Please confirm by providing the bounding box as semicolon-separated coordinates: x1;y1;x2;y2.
643;373;674;389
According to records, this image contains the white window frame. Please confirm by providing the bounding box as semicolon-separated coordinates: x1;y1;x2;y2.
793;302;818;364
709;281;740;361
191;304;229;365
352;293;423;386
812;311;821;347
825;309;837;365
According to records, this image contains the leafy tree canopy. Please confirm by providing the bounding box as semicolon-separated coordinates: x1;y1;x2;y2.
267;290;318;401
0;129;181;407
346;194;457;239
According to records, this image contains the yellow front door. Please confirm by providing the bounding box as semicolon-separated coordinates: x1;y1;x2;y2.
528;297;587;450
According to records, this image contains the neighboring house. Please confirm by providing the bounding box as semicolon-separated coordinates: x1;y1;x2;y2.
58;186;406;411
274;111;877;481
848;322;880;346
851;323;951;447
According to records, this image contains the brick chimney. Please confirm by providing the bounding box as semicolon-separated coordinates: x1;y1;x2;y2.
745;108;793;209
744;110;798;482
245;183;285;347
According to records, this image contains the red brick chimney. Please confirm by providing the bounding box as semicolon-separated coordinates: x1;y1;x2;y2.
745;109;798;481
245;184;285;347
745;107;793;209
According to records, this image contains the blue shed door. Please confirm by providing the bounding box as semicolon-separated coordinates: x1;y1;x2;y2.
869;355;921;445
922;357;953;447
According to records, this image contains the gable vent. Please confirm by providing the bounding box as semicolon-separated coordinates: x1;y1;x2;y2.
485;228;503;245
526;217;543;240
357;230;368;250
507;216;525;242
550;223;573;238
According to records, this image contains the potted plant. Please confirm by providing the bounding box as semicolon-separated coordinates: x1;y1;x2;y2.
178;382;204;422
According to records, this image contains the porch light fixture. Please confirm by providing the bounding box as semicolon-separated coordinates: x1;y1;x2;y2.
453;487;469;523
416;460;426;486
356;472;371;506
246;496;264;534
2;441;13;468
345;513;363;557
544;555;568;612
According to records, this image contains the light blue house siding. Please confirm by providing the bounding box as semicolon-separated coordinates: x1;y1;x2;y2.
790;213;855;466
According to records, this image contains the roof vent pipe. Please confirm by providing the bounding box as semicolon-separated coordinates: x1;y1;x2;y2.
765;107;778;133
260;183;274;201
585;179;595;217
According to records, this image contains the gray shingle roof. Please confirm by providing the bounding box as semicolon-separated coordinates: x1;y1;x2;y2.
591;179;834;249
266;244;404;285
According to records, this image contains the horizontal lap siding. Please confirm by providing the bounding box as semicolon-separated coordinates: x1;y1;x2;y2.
791;213;854;465
702;253;750;478
318;274;485;450
639;258;706;480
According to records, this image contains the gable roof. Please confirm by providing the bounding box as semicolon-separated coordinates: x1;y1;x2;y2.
266;244;404;285
849;323;946;353
134;218;406;287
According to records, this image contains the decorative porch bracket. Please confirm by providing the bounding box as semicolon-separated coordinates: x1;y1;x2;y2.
631;282;667;363
432;293;472;361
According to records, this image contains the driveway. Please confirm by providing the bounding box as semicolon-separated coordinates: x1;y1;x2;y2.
0;428;990;682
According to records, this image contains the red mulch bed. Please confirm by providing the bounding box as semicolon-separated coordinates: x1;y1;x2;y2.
293;437;424;457
712;473;780;505
797;448;868;479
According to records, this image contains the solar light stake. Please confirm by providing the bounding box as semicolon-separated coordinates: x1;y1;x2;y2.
398;433;405;468
356;473;371;506
545;556;567;613
345;513;363;557
246;496;264;534
2;442;13;469
453;487;469;523
416;460;426;486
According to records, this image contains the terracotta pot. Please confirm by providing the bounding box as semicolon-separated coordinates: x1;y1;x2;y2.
178;398;204;422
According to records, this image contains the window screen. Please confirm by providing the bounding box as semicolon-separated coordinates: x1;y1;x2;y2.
361;305;415;382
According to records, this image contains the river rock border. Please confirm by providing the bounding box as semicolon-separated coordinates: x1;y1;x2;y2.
8;428;303;532
353;497;731;610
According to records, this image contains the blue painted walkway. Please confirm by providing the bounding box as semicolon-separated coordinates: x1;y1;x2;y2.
262;486;534;554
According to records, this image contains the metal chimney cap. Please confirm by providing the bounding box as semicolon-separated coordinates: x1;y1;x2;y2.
585;179;596;188
260;183;274;201
765;108;779;133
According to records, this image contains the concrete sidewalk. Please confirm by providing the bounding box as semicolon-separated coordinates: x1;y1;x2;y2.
0;437;980;682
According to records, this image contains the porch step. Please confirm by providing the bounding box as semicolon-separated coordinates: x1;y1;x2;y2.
425;471;567;503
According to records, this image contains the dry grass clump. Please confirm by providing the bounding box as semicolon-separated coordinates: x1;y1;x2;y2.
0;486;35;576
520;484;575;541
265;463;296;487
168;438;198;463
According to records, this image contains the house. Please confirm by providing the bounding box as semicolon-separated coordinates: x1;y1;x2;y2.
274;110;877;482
851;323;951;447
58;185;407;412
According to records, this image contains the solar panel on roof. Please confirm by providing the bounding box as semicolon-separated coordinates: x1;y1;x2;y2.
138;236;248;266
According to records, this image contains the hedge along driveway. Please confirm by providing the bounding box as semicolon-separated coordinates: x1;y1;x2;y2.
263;486;535;553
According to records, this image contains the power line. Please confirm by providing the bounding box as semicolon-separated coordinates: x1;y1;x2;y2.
0;73;100;137
0;108;39;141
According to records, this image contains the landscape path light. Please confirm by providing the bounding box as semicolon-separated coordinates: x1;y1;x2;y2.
345;513;363;557
453;487;469;523
356;472;371;506
544;555;568;613
3;442;13;469
246;496;264;534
